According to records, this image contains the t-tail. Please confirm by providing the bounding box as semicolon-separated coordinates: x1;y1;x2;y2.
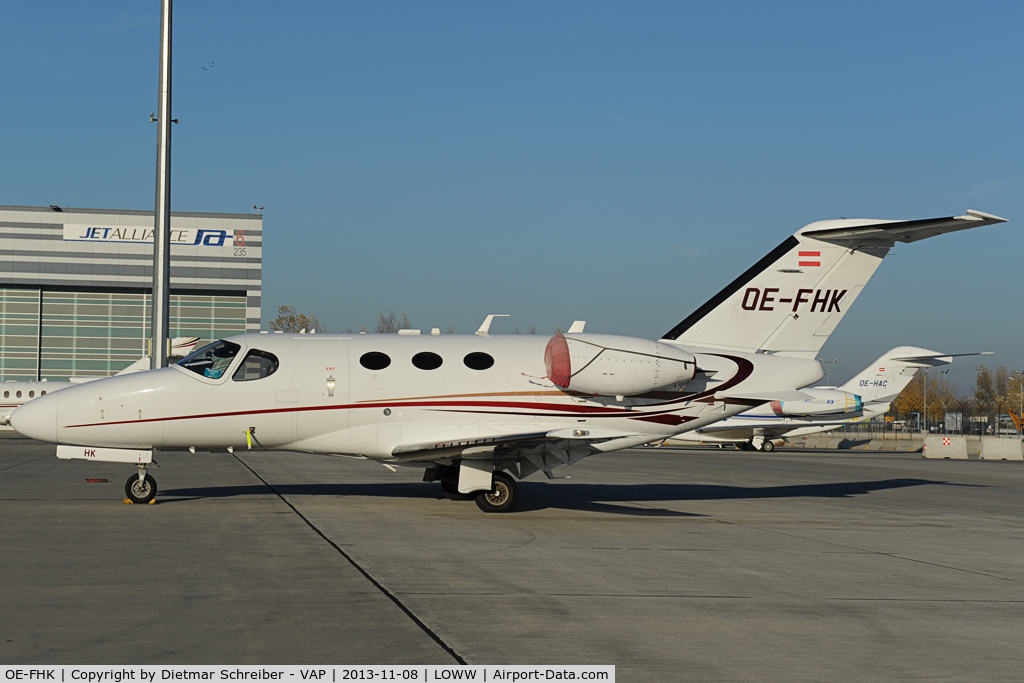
661;210;1006;358
841;346;992;406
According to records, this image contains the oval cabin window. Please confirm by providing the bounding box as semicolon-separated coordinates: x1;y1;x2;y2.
412;352;443;370
360;352;391;371
3;391;8;399
464;352;495;370
16;391;21;398
28;391;34;398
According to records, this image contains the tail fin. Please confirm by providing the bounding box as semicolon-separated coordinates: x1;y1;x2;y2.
661;211;1006;358
840;347;992;404
839;346;943;404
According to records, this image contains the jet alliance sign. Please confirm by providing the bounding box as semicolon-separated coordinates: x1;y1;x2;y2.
62;224;237;247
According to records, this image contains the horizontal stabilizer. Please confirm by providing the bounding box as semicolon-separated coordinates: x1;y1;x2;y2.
890;351;993;366
802;211;1007;248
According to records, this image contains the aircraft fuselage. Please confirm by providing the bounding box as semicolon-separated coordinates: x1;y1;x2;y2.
12;332;823;460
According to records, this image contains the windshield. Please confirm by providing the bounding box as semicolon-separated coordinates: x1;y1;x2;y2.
177;340;242;379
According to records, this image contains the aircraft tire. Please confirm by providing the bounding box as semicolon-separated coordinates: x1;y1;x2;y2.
761;440;775;452
125;473;157;504
440;480;473;501
474;472;518;513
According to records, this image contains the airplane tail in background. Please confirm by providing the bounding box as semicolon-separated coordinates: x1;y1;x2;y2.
840;347;941;404
839;346;991;405
661;211;1006;358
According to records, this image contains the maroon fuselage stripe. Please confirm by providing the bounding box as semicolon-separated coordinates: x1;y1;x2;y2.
66;354;755;430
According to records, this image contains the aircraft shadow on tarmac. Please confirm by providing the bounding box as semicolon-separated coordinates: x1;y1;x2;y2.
159;478;935;516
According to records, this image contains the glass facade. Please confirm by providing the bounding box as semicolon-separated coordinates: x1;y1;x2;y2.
0;287;247;381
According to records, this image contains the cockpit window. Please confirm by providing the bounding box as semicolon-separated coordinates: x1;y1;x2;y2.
177;340;242;379
232;350;280;382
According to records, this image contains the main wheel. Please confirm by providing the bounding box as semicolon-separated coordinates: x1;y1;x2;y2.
125;473;157;504
474;472;519;513
761;440;775;452
440;480;473;501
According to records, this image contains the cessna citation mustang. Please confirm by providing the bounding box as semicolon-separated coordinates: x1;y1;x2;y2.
664;346;988;451
11;210;1008;512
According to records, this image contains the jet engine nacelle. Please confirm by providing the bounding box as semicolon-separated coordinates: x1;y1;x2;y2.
770;389;863;416
544;333;696;396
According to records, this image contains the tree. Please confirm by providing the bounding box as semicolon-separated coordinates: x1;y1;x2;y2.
974;365;995;415
892;371;956;423
374;309;412;333
268;305;326;333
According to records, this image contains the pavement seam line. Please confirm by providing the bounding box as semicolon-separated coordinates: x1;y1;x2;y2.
232;454;467;665
723;518;1021;584
0;454;54;473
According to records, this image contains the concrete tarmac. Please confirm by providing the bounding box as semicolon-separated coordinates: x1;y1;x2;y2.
2;434;1023;681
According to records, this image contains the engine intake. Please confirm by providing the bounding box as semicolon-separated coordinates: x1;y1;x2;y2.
544;333;696;396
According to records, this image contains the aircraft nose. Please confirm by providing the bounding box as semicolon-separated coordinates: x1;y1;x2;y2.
10;393;58;443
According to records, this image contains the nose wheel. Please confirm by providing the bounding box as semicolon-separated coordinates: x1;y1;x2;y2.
125;472;157;504
474;471;519;513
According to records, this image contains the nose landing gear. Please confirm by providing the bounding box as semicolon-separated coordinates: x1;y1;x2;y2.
124;465;157;504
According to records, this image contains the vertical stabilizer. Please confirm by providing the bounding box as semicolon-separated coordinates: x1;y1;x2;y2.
839;346;940;404
661;211;1007;358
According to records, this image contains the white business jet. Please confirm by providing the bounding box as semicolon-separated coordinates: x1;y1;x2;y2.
11;211;1008;512
664;346;989;451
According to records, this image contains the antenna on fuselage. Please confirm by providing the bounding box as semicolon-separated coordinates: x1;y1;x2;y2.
476;314;510;336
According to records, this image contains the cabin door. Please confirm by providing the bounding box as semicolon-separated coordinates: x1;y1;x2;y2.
295;340;350;446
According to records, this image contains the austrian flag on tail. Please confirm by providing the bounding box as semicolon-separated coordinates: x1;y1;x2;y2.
799;251;820;267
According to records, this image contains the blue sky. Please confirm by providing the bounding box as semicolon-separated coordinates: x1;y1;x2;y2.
1;1;1021;392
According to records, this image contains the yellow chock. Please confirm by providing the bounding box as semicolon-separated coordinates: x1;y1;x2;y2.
149;499;156;504
123;498;133;504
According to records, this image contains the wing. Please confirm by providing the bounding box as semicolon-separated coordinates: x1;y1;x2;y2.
387;428;659;464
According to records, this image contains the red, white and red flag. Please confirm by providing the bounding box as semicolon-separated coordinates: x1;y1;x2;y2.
799;251;820;267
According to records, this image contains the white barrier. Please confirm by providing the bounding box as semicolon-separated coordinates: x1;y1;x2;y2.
980;438;1024;461
922;436;968;459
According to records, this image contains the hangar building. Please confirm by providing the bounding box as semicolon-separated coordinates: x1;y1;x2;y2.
0;205;262;381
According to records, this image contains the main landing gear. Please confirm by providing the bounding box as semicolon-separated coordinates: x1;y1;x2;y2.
737;439;776;452
124;465;157;504
425;466;520;513
474;472;518;513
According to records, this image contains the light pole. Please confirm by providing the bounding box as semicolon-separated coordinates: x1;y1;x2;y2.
975;366;984;437
938;368;950;433
1012;370;1023;437
817;358;838;386
151;0;173;369
923;368;929;434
